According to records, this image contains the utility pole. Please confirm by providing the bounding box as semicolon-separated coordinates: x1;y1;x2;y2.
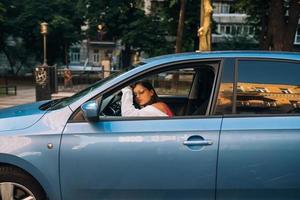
198;0;213;51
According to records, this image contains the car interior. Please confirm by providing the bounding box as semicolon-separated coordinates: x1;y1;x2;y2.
71;62;218;121
98;63;217;118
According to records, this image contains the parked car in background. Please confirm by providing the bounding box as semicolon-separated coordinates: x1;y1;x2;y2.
0;51;300;200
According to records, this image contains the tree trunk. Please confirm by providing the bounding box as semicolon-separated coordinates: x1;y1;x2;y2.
268;0;285;50
64;43;69;67
175;0;186;53
2;47;15;74
259;12;270;50
121;44;131;68
173;0;186;92
285;0;300;51
267;0;300;51
198;0;213;51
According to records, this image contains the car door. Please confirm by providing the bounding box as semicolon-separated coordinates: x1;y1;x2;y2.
216;59;300;199
59;61;222;200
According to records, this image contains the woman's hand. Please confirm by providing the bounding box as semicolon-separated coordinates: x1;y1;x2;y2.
121;86;132;93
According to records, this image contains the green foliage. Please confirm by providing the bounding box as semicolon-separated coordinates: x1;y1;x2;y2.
213;35;259;50
234;0;300;51
0;0;85;74
0;2;5;24
82;0;170;59
234;0;268;41
160;0;200;52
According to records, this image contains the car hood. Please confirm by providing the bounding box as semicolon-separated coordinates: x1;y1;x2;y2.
0;101;48;132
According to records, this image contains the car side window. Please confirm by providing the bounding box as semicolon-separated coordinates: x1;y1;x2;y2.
236;60;300;114
147;69;194;97
99;64;217;118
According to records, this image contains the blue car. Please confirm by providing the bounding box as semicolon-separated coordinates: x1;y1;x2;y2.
0;51;300;200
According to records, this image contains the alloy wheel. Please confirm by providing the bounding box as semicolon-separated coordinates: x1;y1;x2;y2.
0;182;36;200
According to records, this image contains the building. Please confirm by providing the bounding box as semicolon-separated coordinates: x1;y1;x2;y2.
212;0;300;48
217;82;300;112
68;39;118;69
212;0;255;43
68;23;119;69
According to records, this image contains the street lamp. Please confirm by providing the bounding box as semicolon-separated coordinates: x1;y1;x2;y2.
35;21;57;101
97;23;106;41
40;22;48;66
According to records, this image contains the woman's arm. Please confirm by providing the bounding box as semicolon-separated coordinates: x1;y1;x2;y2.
121;87;167;117
121;86;140;116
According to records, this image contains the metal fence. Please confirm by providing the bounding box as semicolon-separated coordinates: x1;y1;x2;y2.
56;69;103;92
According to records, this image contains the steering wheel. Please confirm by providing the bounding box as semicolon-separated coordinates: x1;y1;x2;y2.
100;91;122;116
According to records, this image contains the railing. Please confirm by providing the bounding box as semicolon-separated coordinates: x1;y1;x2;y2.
56;70;103;92
0;76;17;96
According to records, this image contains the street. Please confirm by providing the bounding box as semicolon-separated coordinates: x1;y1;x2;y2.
0;85;74;109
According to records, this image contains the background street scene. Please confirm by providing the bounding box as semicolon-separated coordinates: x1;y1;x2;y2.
0;0;299;107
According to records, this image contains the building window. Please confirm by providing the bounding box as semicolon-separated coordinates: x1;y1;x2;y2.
280;88;292;94
93;49;100;63
237;85;244;92
69;48;80;63
225;26;231;34
218;24;255;36
295;26;300;44
221;4;230;13
213;2;231;14
0;53;9;69
255;87;268;93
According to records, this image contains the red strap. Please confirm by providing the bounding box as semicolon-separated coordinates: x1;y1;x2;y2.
165;105;174;117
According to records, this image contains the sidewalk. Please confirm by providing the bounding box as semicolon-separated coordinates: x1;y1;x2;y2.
0;85;75;109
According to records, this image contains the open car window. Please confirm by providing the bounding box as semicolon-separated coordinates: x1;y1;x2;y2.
70;61;219;122
98;63;217;118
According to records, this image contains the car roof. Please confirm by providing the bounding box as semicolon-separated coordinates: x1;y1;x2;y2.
141;51;300;65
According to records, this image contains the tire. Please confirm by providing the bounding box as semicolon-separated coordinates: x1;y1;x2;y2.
0;166;46;200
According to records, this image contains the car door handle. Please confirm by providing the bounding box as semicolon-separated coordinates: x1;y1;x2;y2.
183;140;213;146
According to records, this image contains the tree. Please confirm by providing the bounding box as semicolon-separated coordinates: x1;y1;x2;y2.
0;2;5;24
15;0;84;65
0;0;84;75
198;0;213;51
160;0;200;52
235;0;300;51
213;35;259;50
0;0;32;75
82;0;168;67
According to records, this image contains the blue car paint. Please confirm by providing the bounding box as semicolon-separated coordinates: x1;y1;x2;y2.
0;105;73;200
0;101;48;132
60;117;222;199
217;116;300;199
0;51;299;199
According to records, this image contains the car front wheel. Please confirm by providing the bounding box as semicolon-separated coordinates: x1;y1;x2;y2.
0;166;46;200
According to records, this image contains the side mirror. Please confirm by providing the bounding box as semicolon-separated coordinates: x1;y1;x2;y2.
81;100;99;121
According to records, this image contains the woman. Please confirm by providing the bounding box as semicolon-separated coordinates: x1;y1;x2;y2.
121;81;174;117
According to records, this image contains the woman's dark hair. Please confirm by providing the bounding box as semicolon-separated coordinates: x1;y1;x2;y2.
133;80;159;106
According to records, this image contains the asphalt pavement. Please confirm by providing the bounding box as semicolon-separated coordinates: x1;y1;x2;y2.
0;85;74;109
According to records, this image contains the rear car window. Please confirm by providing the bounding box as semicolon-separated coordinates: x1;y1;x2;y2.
236;60;300;114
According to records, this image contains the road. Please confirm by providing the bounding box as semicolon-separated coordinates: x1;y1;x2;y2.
0;85;74;109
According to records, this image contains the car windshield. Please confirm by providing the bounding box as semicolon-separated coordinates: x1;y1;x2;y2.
44;62;145;110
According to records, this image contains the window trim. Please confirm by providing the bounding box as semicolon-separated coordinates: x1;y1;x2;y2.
212;57;235;115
